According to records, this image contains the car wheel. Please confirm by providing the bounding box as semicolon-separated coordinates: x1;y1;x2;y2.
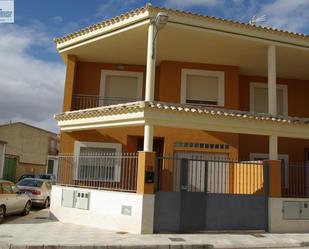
0;205;5;223
22;201;31;216
43;197;50;209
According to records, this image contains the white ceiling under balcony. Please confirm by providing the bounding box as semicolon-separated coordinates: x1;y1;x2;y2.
60;22;309;80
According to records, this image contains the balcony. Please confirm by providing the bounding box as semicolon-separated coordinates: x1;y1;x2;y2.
72;94;142;111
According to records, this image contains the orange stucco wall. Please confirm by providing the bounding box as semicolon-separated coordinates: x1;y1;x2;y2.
60;126;238;159
60;58;309;162
238;75;309;161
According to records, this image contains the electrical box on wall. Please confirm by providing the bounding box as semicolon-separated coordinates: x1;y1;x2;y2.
75;191;90;210
301;201;309;219
283;201;309;220
62;189;75;208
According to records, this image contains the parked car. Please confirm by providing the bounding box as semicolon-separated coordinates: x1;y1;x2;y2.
39;174;56;185
16;178;51;208
0;180;32;223
18;174;37;182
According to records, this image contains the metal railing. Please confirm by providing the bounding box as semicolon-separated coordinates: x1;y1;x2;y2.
57;153;138;192
282;162;309;198
72;94;142;110
156;155;265;195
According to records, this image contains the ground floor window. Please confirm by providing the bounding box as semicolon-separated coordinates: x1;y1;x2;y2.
74;141;122;181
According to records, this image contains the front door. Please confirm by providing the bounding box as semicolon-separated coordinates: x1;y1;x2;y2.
47;159;54;174
3;157;17;182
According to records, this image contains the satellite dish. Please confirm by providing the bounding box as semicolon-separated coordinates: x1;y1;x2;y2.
249;15;267;25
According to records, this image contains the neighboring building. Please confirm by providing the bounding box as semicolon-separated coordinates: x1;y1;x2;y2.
0;122;59;181
51;4;309;234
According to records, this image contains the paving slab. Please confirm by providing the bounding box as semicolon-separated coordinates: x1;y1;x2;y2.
1;209;309;249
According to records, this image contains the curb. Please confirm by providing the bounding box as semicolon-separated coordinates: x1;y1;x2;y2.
2;244;215;249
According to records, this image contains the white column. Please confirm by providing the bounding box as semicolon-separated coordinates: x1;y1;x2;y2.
143;124;154;152
143;22;156;152
145;23;156;102
268;45;278;160
268;45;277;116
269;135;278;160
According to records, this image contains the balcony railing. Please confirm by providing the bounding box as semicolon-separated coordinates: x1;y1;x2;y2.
72;94;142;110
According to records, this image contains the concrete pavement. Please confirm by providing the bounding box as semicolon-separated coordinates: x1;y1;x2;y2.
1;209;309;248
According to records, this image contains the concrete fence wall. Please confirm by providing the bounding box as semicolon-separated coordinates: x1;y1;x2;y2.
269;197;309;233
50;185;154;234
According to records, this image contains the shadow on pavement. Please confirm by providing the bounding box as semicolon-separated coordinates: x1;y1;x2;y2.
2;207;56;225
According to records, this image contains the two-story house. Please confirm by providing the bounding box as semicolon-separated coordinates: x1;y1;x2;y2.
51;4;309;234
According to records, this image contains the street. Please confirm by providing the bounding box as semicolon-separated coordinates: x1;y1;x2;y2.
1;208;309;248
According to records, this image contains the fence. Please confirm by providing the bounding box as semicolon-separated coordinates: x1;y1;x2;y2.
282;161;309;198
156;155;265;195
57;153;138;192
72;94;141;110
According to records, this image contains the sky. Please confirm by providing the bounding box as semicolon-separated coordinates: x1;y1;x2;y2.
1;0;309;133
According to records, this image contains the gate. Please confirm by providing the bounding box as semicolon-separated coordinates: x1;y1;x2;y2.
154;155;269;232
3;157;17;182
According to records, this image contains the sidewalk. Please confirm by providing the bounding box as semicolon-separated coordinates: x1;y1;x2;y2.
1;209;309;249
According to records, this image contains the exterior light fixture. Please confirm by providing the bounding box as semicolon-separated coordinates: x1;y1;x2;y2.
151;12;168;58
154;12;169;30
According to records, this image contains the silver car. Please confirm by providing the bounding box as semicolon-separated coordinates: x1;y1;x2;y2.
0;180;32;223
17;178;51;208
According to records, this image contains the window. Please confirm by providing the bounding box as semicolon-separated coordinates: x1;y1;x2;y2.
181;69;225;106
74;141;122;182
250;82;288;116
100;70;143;105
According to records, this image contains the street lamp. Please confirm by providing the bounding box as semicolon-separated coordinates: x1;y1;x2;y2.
151;12;168;58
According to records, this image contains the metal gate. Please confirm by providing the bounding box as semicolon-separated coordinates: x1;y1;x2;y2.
154;155;268;233
3;157;17;182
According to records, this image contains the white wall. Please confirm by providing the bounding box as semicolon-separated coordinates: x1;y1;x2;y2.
50;185;155;234
269;197;309;233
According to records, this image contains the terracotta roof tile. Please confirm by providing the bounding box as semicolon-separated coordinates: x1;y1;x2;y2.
54;3;309;46
55;101;309;126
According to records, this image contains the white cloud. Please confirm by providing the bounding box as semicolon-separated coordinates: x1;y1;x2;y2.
53;16;63;23
0;24;65;133
259;0;309;32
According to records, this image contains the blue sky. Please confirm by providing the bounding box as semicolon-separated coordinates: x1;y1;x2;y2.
1;0;309;132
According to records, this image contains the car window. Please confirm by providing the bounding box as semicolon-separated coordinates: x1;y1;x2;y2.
18;179;43;187
2;182;13;194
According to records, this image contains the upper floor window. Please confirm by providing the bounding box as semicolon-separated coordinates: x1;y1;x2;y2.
100;70;143;105
250;82;288;116
181;69;225;106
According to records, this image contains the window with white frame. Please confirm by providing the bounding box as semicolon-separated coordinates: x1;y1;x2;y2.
250;153;289;188
250;82;288;116
181;69;225;106
100;70;143;105
74;141;122;182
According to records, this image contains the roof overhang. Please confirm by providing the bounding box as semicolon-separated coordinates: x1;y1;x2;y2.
55;101;309;140
54;5;309;80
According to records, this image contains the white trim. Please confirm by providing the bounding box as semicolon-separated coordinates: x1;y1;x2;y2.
181;68;225;106
99;70;143;102
250;152;289;188
57;108;309;140
74;141;122;182
250;82;288;116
